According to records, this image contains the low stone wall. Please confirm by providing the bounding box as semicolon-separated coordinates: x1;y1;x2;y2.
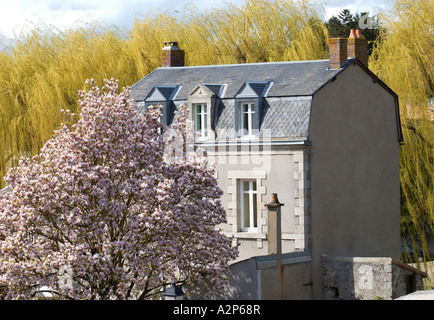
322;255;426;300
410;261;434;288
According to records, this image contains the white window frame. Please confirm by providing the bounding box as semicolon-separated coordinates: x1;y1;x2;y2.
194;103;208;139
240;102;256;138
240;180;258;232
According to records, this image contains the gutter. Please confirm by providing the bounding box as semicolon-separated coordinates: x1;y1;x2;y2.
194;139;311;147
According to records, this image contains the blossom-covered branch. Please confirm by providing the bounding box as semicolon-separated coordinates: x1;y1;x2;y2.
0;79;238;300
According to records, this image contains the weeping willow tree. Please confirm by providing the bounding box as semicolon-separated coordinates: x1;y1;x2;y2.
0;0;328;189
0;23;143;187
127;0;328;66
370;0;434;263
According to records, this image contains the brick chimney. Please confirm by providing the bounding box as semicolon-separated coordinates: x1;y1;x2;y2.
347;29;368;66
329;29;368;69
162;41;185;67
328;38;348;70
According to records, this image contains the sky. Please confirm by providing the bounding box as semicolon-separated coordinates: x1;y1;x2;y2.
0;0;394;39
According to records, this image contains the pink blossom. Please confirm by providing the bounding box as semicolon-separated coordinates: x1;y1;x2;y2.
0;79;238;300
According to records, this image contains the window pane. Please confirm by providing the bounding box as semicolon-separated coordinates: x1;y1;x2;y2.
203;112;208;136
195;105;201;132
243;181;249;192
252;193;257;228
240;103;256;136
196;114;201;131
251;108;257;130
243;110;249;132
241;180;258;230
195;104;207;137
243;191;250;228
243;104;249;113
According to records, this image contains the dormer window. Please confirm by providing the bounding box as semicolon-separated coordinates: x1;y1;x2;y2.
235;81;272;139
144;85;180;126
241;102;256;137
194;103;208;138
188;84;225;141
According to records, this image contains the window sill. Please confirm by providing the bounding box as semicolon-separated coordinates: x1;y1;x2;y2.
224;231;267;240
238;136;258;141
195;137;208;142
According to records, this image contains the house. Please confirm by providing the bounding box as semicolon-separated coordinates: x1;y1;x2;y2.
130;31;407;299
0;25;427;299
0;31;425;300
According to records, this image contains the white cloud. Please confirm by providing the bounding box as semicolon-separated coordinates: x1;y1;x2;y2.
0;0;94;37
0;0;130;37
0;0;215;38
324;0;393;19
0;2;35;36
0;0;394;39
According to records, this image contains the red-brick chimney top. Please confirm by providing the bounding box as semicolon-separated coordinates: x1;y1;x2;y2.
329;29;368;69
162;41;185;67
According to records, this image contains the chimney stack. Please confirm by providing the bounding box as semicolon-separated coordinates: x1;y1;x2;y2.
347;29;368;66
162;41;185;67
265;193;284;299
329;29;368;69
328;38;348;70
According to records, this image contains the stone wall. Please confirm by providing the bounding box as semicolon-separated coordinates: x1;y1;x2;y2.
322;255;426;300
410;261;434;288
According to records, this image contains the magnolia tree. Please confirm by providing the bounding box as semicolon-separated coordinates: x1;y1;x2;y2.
0;79;238;299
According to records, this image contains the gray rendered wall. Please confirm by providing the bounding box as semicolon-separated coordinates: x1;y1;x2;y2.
208;145;311;262
309;63;401;299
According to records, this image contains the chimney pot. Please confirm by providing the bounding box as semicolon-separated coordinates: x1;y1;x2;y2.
355;29;363;38
349;29;356;38
164;41;179;48
265;193;284;208
270;193;279;204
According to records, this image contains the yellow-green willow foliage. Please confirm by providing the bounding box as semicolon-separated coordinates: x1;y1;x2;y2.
0;23;142;188
370;0;433;261
0;0;328;189
128;0;328;66
180;0;328;64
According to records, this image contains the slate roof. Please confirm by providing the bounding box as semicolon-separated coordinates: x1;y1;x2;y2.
129;58;402;142
130;59;341;101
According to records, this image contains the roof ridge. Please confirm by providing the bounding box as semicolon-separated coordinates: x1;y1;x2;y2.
157;59;329;70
